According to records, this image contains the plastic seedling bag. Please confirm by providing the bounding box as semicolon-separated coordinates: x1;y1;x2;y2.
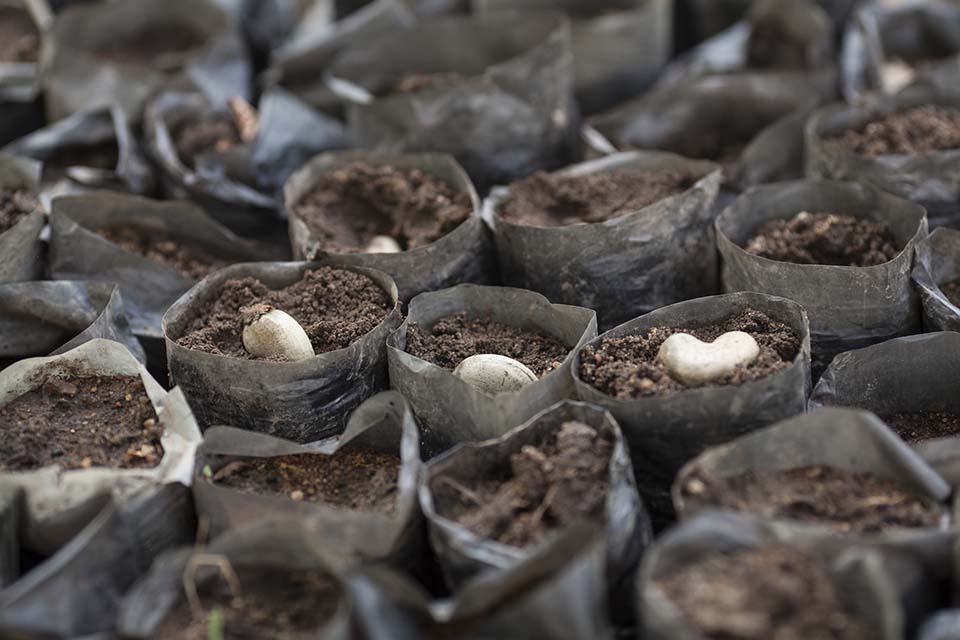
914;228;960;331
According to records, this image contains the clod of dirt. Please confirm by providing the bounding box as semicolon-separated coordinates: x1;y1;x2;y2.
434;421;612;548
0;7;39;63
96;226;228;280
0;375;163;471
681;465;944;534
0;188;39;234
743;211;900;266
827;105;960;156
881;412;960;443
941;281;960;308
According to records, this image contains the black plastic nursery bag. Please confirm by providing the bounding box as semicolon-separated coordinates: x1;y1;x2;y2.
914;228;960;332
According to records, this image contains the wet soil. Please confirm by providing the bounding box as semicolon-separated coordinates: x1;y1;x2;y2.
93;23;206;71
433;421;611;548
391;72;465;95
292;162;472;253
97;226;228;280
827;105;960;156
405;313;571;378
0;375;163;472
681;465;944;534
210;449;401;513
657;545;867;640
175;266;391;359
744;211;900;266
174;115;241;166
882;412;960;443
498;169;695;227
941;281;960;308
0;188;39;234
153;567;340;640
579;309;799;399
0;7;39;63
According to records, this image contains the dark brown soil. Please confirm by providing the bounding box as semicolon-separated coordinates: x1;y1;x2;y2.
0;188;39;234
0;375;163;472
93;23;206;71
941;281;960;308
743;211;900;267
579;310;799;399
43;141;119;171
391;72;465;95
174;115;241;164
827;105;960;156
657;545;867;640
498;169;695;227
292;162;472;253
433;421;611;548
0;7;38;63
97;226;228;280
405;313;571;378
681;465;944;534
882;412;960;443
210;449;401;513
175;266;391;359
152;567;340;640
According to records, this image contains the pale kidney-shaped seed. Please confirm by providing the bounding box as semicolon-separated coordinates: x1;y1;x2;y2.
365;235;402;254
657;331;760;387
452;354;538;394
242;308;315;361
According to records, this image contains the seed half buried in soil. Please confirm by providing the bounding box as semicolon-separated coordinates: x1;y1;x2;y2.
656;545;868;640
432;421;612;548
681;465;945;534
209;450;401;514
826;105;960;156
0;375;163;472
881;412;960;443
96;226;229;280
0;188;40;234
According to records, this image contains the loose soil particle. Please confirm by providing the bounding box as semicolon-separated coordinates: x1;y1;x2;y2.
881;412;960;443
0;7;38;63
293;162;472;253
210;449;401;513
152;568;340;640
657;545;867;640
405;313;570;378
0;375;163;472
743;211;900;267
174;114;241;165
681;465;944;534
578;309;799;399
941;280;960;308
434;421;612;548
0;188;39;233
176;266;391;359
827;105;960;155
97;226;228;280
498;169;695;227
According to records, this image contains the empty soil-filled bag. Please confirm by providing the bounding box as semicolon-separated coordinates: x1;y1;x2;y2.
573;291;811;523
806;86;960;229
484;151;721;330
914;228;960;332
716;179;927;377
164;260;402;441
0;153;42;284
285;150;495;301
387;284;597;456
325;12;577;192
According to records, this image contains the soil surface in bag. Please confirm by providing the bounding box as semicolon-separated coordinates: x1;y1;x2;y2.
0;375;162;471
497;169;696;227
96;226;228;280
433;420;611;547
176;266;391;359
150;567;341;639
941;281;960;307
657;545;867;640
578;309;800;399
90;22;207;70
0;7;38;63
291;162;472;253
743;211;899;267
405;313;570;377
825;105;960;155
0;188;40;234
208;450;400;513
680;465;944;534
881;412;960;443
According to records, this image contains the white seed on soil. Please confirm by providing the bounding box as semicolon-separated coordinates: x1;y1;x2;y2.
657;331;760;387
242;307;315;361
453;354;538;394
365;235;402;254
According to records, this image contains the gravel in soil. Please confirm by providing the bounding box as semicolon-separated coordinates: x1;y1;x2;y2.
210;449;401;513
941;281;960;308
0;375;163;472
405;313;571;378
881;412;960;443
152;568;341;640
579;309;799;399
657;545;867;640
0;188;39;233
176;266;391;359
97;226;228;280
174;114;241;165
292;162;472;253
498;169;695;227
743;211;900;266
433;421;611;548
0;7;38;63
827;105;960;155
681;465;944;534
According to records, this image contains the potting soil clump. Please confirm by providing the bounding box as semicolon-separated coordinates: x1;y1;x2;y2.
97;226;228;280
0;188;39;233
826;105;960;155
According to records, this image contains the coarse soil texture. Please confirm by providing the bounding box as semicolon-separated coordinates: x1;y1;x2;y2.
826;105;960;155
97;226;228;280
881;412;960;443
